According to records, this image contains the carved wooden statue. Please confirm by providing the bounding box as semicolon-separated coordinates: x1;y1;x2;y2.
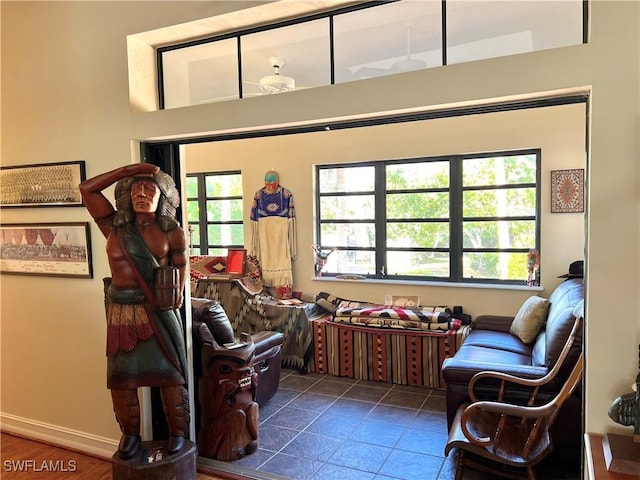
608;344;640;442
80;164;190;461
197;332;259;461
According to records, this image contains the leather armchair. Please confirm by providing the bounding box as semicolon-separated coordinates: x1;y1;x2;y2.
191;297;284;407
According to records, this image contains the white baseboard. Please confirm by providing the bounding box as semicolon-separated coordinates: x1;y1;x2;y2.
0;412;118;459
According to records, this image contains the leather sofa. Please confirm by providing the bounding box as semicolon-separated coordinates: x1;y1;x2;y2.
441;278;584;464
191;297;284;408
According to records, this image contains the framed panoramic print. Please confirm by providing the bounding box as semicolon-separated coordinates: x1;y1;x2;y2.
551;169;585;213
0;222;93;278
0;160;86;207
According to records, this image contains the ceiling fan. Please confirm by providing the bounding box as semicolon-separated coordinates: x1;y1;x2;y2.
196;56;305;103
254;56;296;93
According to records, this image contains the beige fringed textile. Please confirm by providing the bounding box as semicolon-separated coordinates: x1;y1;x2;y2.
251;217;296;287
250;185;296;288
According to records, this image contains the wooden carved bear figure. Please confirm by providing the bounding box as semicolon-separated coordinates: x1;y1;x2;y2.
197;332;259;461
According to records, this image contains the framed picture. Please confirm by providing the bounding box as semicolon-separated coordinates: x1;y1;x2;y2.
384;294;421;307
551;169;584;213
226;248;246;276
0;222;93;278
0;160;86;207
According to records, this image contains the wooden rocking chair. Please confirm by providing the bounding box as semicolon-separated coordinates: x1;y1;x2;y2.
444;315;584;480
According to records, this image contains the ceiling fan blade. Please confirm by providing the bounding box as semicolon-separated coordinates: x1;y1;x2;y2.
197;84;311;103
353;67;390;79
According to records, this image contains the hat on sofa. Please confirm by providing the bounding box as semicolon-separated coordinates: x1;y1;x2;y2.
558;260;584;278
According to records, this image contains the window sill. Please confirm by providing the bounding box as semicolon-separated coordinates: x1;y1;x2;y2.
310;276;544;292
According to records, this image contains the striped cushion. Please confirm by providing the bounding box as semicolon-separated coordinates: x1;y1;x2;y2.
332;302;456;331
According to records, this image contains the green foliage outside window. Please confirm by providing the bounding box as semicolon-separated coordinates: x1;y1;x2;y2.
187;172;244;255
316;151;539;283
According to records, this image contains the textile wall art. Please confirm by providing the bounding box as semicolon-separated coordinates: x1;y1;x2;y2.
551;169;584;213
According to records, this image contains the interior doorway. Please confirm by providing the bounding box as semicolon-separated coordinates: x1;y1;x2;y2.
140;94;589;479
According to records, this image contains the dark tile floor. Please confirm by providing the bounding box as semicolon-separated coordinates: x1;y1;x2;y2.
230;368;582;480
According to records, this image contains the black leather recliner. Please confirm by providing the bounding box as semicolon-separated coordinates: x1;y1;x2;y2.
191;297;284;407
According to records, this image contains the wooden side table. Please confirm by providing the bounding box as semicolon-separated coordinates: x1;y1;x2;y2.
585;433;640;479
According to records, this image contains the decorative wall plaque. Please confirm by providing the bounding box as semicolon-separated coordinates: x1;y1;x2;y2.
551;169;584;213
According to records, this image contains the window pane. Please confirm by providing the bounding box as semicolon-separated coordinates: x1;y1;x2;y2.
463;251;529;281
387;192;449;219
319;166;375;193
320;195;374;220
320;223;375;248
162;38;239;108
463;220;536;248
206;174;242;196
386;161;449;189
334;1;442;83
315;148;538;282
160;1;584;111
387;221;449;249
447;0;583;65
463;155;536;186
207;224;244;246
189;224;200;247
186;176;199;197
463;188;536;217
387;251;450;277
189;171;244;256
323;249;375;275
241;19;330;96
206;199;243;222
187;199;199;223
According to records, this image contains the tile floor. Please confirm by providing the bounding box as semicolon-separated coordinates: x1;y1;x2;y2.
229;368;582;480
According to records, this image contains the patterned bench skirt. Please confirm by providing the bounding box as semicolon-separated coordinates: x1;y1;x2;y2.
310;317;470;389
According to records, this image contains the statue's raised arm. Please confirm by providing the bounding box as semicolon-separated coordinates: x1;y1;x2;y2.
79;163;159;237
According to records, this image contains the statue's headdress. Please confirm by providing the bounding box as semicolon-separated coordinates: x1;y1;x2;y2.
113;170;180;227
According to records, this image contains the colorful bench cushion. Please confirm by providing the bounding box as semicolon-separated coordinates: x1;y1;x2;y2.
296;291;469;332
332;302;458;332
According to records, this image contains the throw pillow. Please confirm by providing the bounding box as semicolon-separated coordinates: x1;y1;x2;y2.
572;299;584;319
510;295;550;344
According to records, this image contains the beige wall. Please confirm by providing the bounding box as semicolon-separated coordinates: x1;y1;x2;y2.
184;103;586;317
1;0;638;463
